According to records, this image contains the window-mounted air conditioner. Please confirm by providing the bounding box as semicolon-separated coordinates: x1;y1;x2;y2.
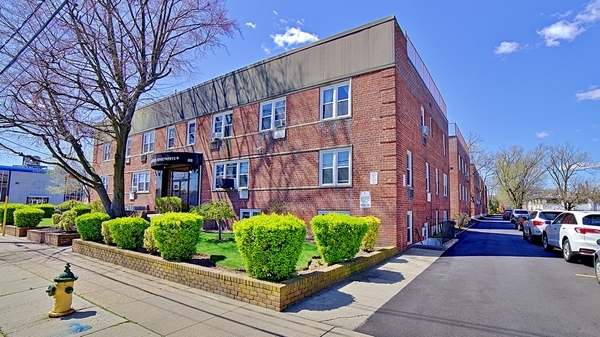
215;178;234;190
408;187;414;200
421;125;429;135
140;154;147;163
129;187;137;200
211;132;223;140
274;119;286;128
427;192;432;202
125;157;130;164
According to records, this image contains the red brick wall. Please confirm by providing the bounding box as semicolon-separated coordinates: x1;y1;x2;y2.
449;136;471;217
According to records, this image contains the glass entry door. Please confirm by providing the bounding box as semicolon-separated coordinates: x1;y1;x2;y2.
165;168;199;211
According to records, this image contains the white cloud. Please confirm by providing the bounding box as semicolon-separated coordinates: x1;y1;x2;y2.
576;88;600;101
273;10;278;15
536;131;550;138
575;0;600;23
270;27;318;49
538;0;600;47
245;22;256;29
261;43;271;55
494;42;521;55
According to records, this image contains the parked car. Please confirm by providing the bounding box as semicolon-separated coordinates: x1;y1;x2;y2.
595;239;600;284
542;211;600;262
515;214;530;231
510;209;529;224
522;210;563;243
502;210;512;221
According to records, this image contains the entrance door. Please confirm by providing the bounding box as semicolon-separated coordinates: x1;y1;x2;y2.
160;168;199;211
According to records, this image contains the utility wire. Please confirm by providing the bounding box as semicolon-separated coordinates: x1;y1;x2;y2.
0;0;47;53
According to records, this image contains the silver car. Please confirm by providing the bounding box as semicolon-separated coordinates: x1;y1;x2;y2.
523;210;562;243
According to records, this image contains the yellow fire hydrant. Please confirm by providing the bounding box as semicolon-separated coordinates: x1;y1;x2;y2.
46;263;78;318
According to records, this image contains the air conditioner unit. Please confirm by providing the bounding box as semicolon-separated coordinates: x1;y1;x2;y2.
140;154;147;163
211;132;223;140
427;192;432;202
125;157;130;164
408;187;414;199
273;129;286;139
274;119;286;128
421;125;429;135
215;178;234;190
129;187;137;201
129;186;137;193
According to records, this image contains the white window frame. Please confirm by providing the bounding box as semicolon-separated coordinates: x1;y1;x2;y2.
435;168;439;195
425;162;430;192
443;173;448;197
187;121;196;145
101;176;109;190
259;98;286;131
102;143;110;161
125;139;132;157
240;209;261;219
319;147;352;187
407;211;413;245
320;81;351;120
132;171;151;193
142;132;155;154
167;126;175;149
213;160;249;190
212;111;233;139
443;134;446;157
406;150;413;187
429;116;433;138
318;210;351;215
420;106;425;126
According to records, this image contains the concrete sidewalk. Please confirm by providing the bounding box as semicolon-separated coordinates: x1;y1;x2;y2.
0;235;447;336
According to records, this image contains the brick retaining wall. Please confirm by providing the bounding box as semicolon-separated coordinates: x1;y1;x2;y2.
72;239;396;311
3;225;34;237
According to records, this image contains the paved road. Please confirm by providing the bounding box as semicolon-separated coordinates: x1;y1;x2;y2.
356;215;600;337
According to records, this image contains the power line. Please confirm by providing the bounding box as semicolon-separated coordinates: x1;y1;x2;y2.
0;0;47;53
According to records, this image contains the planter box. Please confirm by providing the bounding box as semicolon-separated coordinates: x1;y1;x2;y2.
27;229;80;246
3;225;38;237
72;239;396;311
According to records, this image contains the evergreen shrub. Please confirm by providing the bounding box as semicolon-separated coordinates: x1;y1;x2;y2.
52;213;61;225
154;197;182;213
71;205;92;216
310;213;368;265
56;200;84;211
360;215;381;252
0;203;25;226
34;204;56;218
75;212;111;241
142;227;159;254
105;217;149;250
101;221;113;245
57;210;77;231
13;207;44;227
89;200;105;213
151;213;203;261
234;213;306;282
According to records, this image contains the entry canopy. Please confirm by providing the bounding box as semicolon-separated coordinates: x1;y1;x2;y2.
150;152;203;170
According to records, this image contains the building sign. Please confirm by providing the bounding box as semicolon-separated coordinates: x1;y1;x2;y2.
150;152;203;170
360;191;371;209
370;172;378;185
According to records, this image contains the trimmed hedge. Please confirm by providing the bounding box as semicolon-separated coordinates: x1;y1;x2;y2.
0;204;25;226
57;210;78;231
105;217;149;250
89;200;106;213
150;213;203;261
310;213;369;265
234;213;306;282
56;200;84;211
101;221;113;245
76;212;111;242
71;205;92;216
13;207;44;228
154;197;182;213
34;204;56;218
142;227;159;254
360;216;381;252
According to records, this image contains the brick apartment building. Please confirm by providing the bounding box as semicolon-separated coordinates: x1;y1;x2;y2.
93;16;454;251
470;163;488;218
448;123;471;218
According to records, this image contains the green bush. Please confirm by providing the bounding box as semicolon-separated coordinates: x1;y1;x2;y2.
75;212;111;241
71;205;92;216
310;213;369;265
151;213;203;261
360;215;381;252
453;212;470;228
143;227;159;254
105;217;149;250
57;210;77;231
0;203;25;226
52;213;61;225
13;207;44;228
234;213;306;282
154;197;182;213
190;200;234;240
34;204;56;218
56;200;84;211
101;221;113;245
89;200;106;213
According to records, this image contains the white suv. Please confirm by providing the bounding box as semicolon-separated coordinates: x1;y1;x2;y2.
543;211;600;262
523;210;563;243
510;209;529;225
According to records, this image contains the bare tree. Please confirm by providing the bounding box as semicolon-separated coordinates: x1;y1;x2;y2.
493;145;547;208
0;0;238;217
545;142;595;210
46;166;90;202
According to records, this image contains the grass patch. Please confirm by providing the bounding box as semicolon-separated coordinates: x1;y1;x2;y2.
196;232;320;271
38;218;54;227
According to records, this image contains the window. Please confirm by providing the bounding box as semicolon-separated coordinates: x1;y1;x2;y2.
321;81;350;119
319;148;351;186
260;98;286;131
318;210;351;215
132;171;151;192
125;139;132;157
187;121;196;145
142;132;154;153
241;209;261;219
214;160;249;189
167;126;175;149
435;168;439;195
420;106;425;126
407;211;413;244
26;196;50;205
429;117;433;138
443;210;448;221
406;150;413;187
443;173;448;196
101;176;109;190
443;134;446;157
425;162;430;192
212;111;233;139
102;143;110;161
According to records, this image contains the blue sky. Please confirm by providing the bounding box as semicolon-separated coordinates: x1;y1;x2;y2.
2;0;599;166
